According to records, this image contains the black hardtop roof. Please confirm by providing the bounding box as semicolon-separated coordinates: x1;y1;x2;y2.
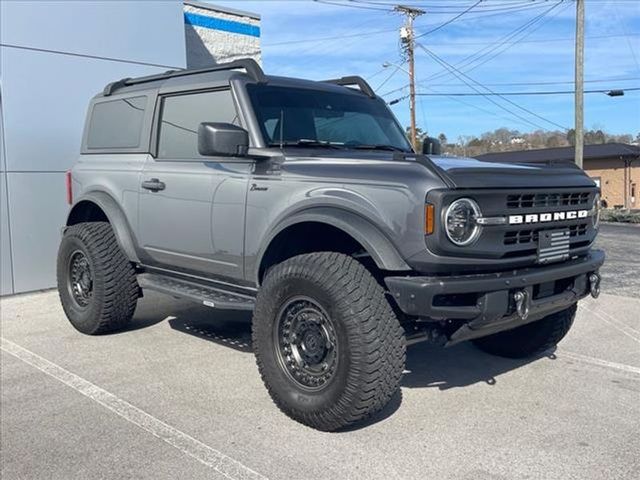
99;58;376;99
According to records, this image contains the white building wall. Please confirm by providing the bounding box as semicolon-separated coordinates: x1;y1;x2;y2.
183;1;262;68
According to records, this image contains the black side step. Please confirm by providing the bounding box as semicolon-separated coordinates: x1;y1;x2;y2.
138;273;255;311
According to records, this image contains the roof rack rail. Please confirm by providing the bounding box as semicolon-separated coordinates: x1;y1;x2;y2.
103;59;266;96
322;76;376;98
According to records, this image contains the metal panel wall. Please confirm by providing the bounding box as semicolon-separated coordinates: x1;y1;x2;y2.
0;1;186;68
0;1;187;294
0;171;13;296
1;93;13;295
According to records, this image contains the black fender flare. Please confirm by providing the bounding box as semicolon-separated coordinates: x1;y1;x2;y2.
257;207;410;281
66;191;141;264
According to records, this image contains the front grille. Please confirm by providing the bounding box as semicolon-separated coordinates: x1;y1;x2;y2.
506;191;590;209
426;187;598;263
504;222;589;245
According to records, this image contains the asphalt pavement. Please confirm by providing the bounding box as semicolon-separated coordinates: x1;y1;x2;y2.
595;222;640;298
1;224;639;480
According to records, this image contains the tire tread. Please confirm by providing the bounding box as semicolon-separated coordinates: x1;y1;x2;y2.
253;252;406;431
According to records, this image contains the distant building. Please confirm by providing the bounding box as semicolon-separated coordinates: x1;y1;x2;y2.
475;143;640;210
0;1;261;295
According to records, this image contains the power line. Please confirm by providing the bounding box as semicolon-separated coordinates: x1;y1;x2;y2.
612;1;640;75
427;32;640;47
263;28;396;46
430;77;640;88
381;76;640;96
351;1;550;14
414;87;640;96
414;0;483;39
376;63;404;90
418;44;570;130
415;46;551;131
313;0;394;12
420;0;567;85
414;85;548;130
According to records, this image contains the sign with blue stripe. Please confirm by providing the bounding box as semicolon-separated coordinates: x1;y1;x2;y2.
184;12;260;38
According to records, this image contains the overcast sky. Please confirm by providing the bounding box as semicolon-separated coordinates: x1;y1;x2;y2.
214;0;639;141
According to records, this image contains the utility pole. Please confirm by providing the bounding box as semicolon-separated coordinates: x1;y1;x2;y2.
395;5;425;152
574;0;585;168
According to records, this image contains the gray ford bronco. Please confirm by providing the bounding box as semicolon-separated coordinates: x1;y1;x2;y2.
58;59;604;431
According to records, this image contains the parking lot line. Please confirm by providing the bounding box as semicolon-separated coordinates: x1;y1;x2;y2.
578;304;640;344
0;337;268;480
561;350;640;376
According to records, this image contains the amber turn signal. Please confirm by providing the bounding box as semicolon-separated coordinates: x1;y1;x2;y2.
425;203;435;235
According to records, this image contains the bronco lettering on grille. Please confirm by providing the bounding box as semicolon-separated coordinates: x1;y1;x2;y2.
508;209;589;225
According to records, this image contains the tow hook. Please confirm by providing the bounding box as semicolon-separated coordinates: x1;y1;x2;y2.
514;290;530;320
589;273;601;299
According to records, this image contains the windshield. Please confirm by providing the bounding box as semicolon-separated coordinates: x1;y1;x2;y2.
247;85;412;152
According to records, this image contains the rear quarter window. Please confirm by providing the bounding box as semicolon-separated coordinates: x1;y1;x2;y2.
86;96;147;149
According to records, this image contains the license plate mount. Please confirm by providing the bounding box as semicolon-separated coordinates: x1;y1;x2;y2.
537;229;570;264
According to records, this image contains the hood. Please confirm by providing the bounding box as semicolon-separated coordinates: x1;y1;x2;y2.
274;148;595;190
424;155;596;189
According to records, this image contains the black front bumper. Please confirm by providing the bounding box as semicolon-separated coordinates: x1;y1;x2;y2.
385;250;605;345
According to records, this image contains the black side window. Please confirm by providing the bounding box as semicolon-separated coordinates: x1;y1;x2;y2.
87;96;146;149
158;89;238;159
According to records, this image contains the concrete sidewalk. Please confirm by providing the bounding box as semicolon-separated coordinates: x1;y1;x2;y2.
1;289;638;480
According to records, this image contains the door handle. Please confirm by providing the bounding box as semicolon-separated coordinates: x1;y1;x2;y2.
141;178;165;192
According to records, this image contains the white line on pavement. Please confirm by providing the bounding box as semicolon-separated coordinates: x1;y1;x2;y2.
561;350;640;376
581;303;640;336
578;304;640;344
0;337;268;480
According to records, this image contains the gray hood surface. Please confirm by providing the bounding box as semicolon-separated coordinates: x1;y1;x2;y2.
426;155;596;189
276;148;595;190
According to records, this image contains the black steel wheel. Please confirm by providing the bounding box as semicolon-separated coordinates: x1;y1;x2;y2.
68;250;93;308
274;296;339;391
57;222;139;335
253;252;406;431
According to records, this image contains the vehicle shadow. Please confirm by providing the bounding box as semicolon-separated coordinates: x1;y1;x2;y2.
133;295;554;389
402;342;554;390
124;293;254;351
168;310;253;353
129;295;553;428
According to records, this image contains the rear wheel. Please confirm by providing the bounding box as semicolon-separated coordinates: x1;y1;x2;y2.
253;252;406;431
472;304;577;359
57;222;139;335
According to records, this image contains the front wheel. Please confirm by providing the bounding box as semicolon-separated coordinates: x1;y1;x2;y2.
253;252;406;431
57;222;139;335
472;304;577;359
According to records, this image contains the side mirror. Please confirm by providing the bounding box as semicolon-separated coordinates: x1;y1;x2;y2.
422;137;441;155
198;122;249;157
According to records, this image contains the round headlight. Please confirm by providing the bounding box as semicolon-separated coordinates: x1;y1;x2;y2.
592;193;601;228
444;198;482;246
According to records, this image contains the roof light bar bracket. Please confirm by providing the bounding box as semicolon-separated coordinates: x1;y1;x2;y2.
323;76;376;98
103;59;266;96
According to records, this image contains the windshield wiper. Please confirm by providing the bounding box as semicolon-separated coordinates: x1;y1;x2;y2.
347;144;409;152
269;139;345;149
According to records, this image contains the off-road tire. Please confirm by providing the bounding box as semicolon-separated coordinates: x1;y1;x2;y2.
253;252;406;431
57;221;139;335
472;304;577;359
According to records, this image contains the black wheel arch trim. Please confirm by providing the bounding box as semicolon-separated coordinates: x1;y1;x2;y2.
66;192;142;264
256;206;411;284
